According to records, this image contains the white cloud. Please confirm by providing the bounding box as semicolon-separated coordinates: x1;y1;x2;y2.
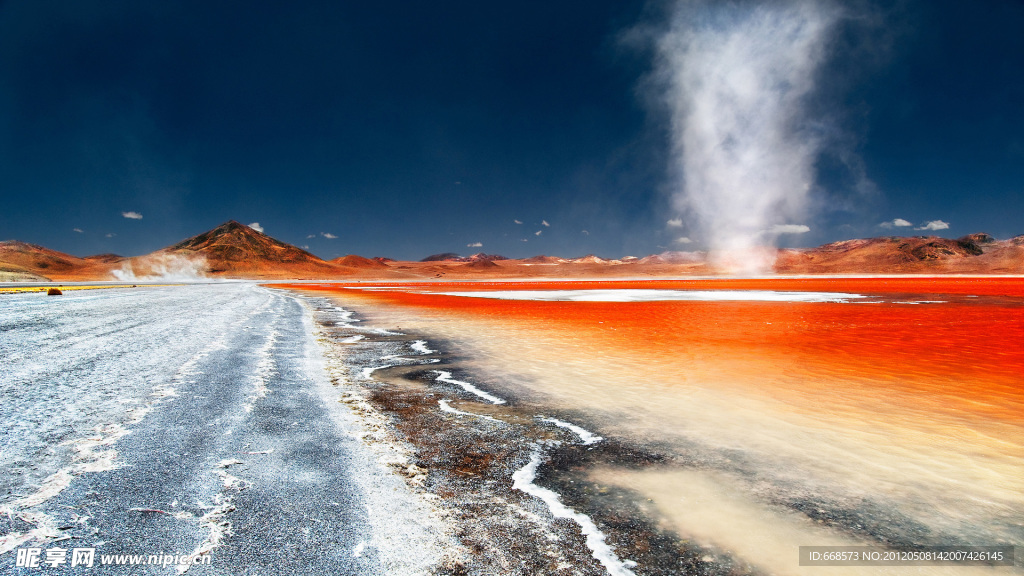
467;242;482;248
105;233;116;238
321;232;337;239
769;224;810;235
247;222;264;233
916;220;950;231
301;245;309;250
73;228;83;233
534;230;542;236
675;236;693;244
542;220;550;227
306;234;315;239
122;211;143;220
667;218;683;227
520;238;528;242
514;219;523;225
879;218;912;229
581;230;589;235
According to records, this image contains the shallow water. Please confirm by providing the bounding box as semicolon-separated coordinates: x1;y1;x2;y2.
292;278;1024;574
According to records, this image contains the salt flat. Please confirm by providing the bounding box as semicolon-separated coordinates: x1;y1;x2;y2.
0;283;443;574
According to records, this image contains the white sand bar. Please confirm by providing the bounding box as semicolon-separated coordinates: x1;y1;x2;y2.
429;289;867;303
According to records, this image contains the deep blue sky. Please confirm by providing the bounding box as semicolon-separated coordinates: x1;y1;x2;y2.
1;0;1021;259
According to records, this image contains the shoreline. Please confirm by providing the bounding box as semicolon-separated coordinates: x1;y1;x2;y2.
293;288;767;575
286;283;1024;575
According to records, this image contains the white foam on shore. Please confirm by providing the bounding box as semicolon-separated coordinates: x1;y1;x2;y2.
411;340;435;355
362;356;439;380
512;446;637;576
429;289;867;303
433;370;506;405
540;417;603;445
332;307;358;325
361;365;393;379
438;400;502;423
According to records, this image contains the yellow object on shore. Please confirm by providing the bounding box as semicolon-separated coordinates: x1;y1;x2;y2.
0;284;174;295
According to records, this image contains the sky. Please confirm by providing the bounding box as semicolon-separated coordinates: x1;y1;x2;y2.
1;0;1022;260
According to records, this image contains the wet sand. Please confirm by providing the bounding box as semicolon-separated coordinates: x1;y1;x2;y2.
281;278;1024;575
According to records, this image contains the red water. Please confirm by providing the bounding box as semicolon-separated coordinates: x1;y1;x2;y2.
292;278;1024;423
282;278;1024;571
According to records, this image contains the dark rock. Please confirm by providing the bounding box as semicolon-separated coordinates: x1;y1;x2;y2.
420;253;462;262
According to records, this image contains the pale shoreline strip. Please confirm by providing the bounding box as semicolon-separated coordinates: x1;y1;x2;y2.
512;446;637;576
438;400;502;423
433;370;506;405
539;417;603;445
411;340;435;354
428;289;867;303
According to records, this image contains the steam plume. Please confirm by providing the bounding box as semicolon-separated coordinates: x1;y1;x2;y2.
656;0;843;273
113;254;209;281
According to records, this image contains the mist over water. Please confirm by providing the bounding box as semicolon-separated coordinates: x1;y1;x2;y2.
655;0;844;273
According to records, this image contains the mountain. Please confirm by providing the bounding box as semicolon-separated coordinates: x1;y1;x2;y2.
0;260;51;282
0;241;114;281
152;220;347;278
420;252;508;263
165;220;320;263
466;253;508;262
420;252;463;262
775;234;1024;274
569;254;609;264
331;254;389;269
84;253;127;263
2;226;1022;281
518;255;566;264
463;259;500;269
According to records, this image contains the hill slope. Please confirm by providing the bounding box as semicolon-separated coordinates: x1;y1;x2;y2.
152;220;348;278
0;241;114;281
3;226;1021;281
775;234;1024;274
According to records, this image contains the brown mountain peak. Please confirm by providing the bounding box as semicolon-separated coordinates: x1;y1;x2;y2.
166;220;317;262
332;254;389;268
170;220;262;248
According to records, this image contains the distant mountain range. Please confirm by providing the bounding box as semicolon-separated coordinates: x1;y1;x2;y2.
2;220;1022;282
421;252;509;263
775;233;1024;274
